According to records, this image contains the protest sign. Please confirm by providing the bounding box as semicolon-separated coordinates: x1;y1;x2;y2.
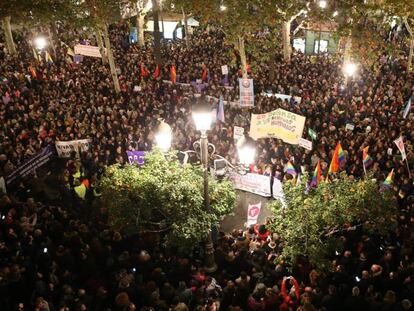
126;151;145;165
387;148;393;155
345;123;355;131
229;172;271;197
394;136;407;160
239;78;254;107
55;139;91;158
250;108;306;145
233;126;244;141
247;202;262;227
221;65;228;75
6;145;54;185
299;138;313;150
74;44;104;58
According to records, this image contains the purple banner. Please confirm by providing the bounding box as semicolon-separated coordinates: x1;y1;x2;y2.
6;145;55;185
126;151;145;165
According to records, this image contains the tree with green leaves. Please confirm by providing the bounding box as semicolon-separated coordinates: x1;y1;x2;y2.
99;150;236;251
0;0;30;55
267;173;396;270
381;0;414;72
78;0;121;93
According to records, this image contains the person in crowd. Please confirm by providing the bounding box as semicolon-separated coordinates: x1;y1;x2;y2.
0;20;413;311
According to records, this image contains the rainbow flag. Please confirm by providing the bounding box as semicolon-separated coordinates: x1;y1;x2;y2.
45;51;53;63
362;146;373;169
284;161;296;176
383;169;394;188
170;65;177;84
310;161;322;188
328;142;344;174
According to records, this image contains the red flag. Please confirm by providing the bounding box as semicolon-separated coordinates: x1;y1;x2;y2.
28;65;37;78
170;65;177;84
152;65;160;79
140;64;149;78
201;67;208;82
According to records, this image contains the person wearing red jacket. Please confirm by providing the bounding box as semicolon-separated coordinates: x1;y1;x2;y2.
280;276;300;311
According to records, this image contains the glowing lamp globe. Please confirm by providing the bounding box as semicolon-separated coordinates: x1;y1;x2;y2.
192;97;212;133
34;37;47;50
155;121;172;152
237;135;256;166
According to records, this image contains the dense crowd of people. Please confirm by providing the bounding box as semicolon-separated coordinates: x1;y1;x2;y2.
0;19;414;310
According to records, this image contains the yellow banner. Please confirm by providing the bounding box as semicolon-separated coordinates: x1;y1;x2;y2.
250;108;306;144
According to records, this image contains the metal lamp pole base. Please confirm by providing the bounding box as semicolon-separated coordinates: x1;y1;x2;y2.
200;132;217;273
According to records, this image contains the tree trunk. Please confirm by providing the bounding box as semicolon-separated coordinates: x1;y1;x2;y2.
408;36;414;73
136;11;145;47
95;26;108;64
152;0;162;65
47;26;56;56
182;7;190;48
344;36;352;63
1;16;17;55
238;36;248;78
29;29;39;61
282;21;291;62
102;24;121;93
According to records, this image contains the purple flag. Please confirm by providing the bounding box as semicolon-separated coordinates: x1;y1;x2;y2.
217;96;225;123
126;151;145;165
221;74;229;86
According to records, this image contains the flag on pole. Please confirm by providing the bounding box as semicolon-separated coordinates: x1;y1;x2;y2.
403;98;411;119
308;128;317;141
328;142;344;174
28;65;37;78
310;160;322;188
217;96;225;123
152;65;160;79
284;161;297;176
362;146;374;169
45;51;53;63
140;64;150;78
246;202;262;227
170;65;177;84
382;169;394;188
394;136;407;161
201;67;208;82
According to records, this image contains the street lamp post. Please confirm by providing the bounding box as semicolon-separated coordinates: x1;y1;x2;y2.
343;62;357;99
317;0;327;54
192;97;217;273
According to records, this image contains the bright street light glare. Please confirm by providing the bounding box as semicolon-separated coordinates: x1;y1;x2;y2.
344;62;357;77
192;98;212;132
220;5;227;11
145;1;153;11
34;37;47;50
237;136;256;166
155;121;172;152
319;0;327;9
333;11;338;17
